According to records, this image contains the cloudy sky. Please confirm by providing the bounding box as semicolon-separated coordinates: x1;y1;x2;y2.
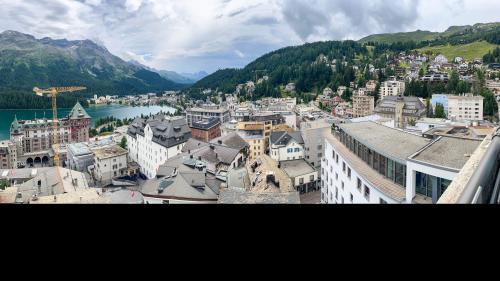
0;0;499;73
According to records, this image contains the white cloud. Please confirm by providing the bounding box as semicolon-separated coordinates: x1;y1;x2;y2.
0;0;498;73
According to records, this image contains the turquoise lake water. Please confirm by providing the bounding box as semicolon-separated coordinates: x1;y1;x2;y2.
0;104;176;140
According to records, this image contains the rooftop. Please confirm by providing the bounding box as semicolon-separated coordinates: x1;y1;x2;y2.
218;189;300;204
280;159;316;178
270;131;304;146
338;122;430;162
94;145;128;160
68;143;92;156
191;117;221;130
325;132;431;203
410;136;482;170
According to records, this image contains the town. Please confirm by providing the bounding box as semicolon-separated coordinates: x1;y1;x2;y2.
1;48;500;204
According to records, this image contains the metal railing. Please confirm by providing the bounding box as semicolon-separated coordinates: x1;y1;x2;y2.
459;127;500;204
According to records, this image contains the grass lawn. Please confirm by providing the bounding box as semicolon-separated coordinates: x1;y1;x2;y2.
417;41;499;61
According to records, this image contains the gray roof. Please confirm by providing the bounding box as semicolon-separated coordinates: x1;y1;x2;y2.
280;159;316;178
102;189;144;204
182;138;208;153
218;189;301;204
338;122;430;162
270;131;304;146
127;114;191;148
410;136;482;170
192;145;240;166
141;154;222;201
210;132;249;151
67;143;92;156
68;102;91;119
375;96;426;117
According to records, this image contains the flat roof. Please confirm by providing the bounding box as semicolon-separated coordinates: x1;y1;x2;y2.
325;133;409;203
410;136;482;170
93;145;128;160
280;159;316;178
218;189;300;204
338;122;430;162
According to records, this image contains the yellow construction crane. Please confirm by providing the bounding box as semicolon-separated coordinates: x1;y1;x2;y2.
33;86;87;167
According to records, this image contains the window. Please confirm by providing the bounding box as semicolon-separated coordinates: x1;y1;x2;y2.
350;193;354;202
310;175;315;182
287;148;293;153
336;154;339;163
299;178;304;184
335;173;338;180
294;148;300;152
357;178;362;191
342;162;346;173
317;153;322;158
364;185;370;200
347;167;351;179
341;181;344;190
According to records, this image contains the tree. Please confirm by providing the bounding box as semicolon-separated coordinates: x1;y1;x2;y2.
447;71;459;94
341;88;353;102
434;103;447;118
481;88;498;117
419;68;425;77
457;80;470;94
120;136;128;149
426;98;434;118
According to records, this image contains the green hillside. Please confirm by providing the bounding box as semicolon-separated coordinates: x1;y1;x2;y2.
417;41;499;61
359;30;438;44
0;30;185;109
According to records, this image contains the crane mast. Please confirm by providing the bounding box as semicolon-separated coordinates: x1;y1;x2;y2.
33;86;87;167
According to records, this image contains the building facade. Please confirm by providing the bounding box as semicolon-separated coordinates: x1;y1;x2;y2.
447;94;484;122
94;145;128;185
374;96;426;129
10;103;91;168
190;117;222;142
353;95;375;118
380;80;406;98
321;122;480;204
269;131;305;162
0;140;17;169
67;143;94;172
127;114;191;179
185;105;230;127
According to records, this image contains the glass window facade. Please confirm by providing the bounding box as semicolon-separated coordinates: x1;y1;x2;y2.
415;172;451;199
337;128;407;188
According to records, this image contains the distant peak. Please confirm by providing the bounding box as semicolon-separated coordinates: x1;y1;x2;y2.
0;30;35;39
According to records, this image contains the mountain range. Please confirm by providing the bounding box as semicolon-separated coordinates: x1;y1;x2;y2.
0;30;186;97
128;60;208;84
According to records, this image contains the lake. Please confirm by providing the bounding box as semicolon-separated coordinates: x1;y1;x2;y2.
0;104;177;140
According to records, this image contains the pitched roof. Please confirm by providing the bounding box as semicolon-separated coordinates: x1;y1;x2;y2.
68;102;91;119
127;114;191;148
210;132;249;151
270;131;304;146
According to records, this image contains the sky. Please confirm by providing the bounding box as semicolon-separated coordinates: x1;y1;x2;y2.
0;0;499;74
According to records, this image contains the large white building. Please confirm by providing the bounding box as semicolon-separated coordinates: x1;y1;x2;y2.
127;114;191;179
379;80;406;98
447;94;484;122
321;122;481;204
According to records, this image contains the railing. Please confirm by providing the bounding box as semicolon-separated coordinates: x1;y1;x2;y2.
459;128;500;204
